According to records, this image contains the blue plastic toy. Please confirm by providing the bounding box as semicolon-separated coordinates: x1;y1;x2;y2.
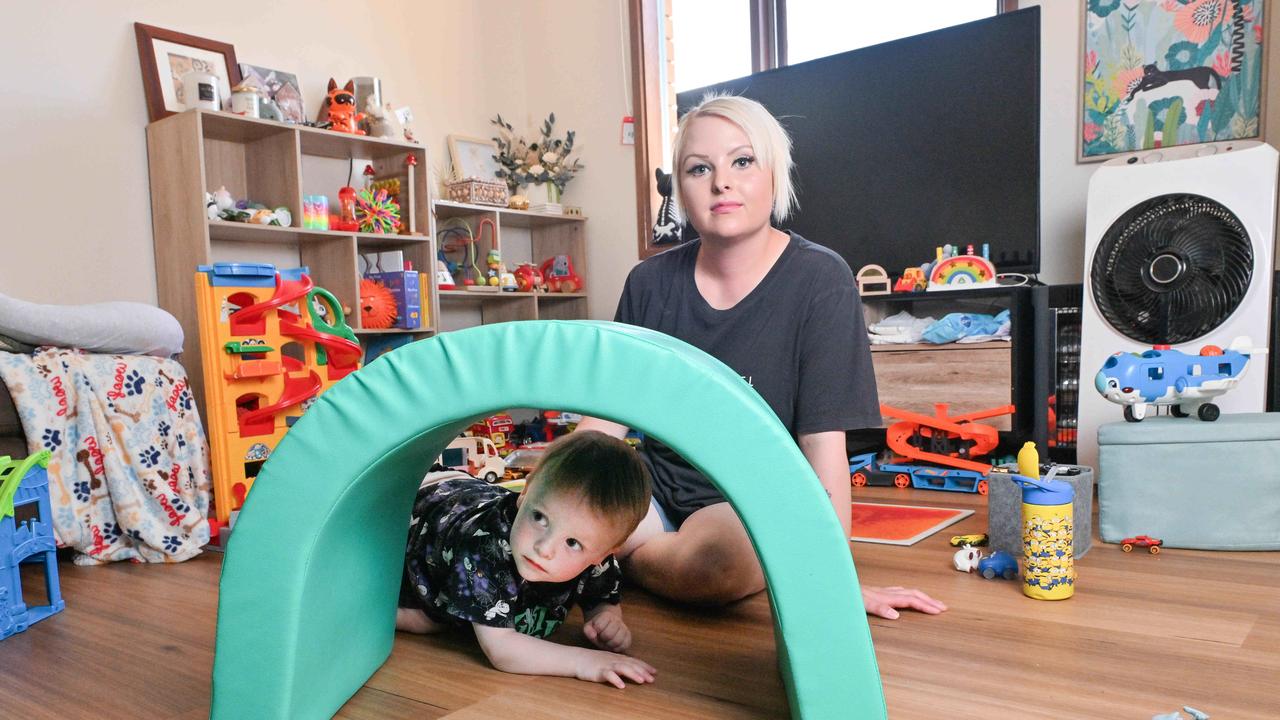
1;451;65;640
978;551;1019;580
1095;337;1254;422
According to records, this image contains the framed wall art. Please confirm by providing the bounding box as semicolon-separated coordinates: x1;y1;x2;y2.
447;135;503;182
238;64;306;123
1080;0;1266;161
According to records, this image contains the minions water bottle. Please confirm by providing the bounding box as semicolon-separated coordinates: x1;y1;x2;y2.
1016;441;1075;600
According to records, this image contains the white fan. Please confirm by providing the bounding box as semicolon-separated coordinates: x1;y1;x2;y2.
1077;141;1276;471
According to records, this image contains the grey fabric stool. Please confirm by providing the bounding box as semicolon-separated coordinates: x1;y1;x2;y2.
987;463;1094;559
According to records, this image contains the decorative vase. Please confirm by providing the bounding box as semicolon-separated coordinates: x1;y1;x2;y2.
525;182;562;211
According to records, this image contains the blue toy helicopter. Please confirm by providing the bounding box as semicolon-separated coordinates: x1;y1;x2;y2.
1094;337;1256;422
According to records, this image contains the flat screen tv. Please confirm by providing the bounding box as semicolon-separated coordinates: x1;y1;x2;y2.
676;7;1040;276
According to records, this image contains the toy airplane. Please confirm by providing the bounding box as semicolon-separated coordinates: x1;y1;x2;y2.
1094;337;1259;422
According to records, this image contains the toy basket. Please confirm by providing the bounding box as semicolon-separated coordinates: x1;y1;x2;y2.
445;178;508;207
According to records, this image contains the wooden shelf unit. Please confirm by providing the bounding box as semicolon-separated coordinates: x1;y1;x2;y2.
431;200;589;325
145;109;433;416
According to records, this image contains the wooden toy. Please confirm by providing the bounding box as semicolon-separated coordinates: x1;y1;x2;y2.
855;264;892;296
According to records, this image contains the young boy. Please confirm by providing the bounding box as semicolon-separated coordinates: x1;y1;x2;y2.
397;430;656;689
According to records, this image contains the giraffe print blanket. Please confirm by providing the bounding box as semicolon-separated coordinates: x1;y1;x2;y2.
0;348;211;564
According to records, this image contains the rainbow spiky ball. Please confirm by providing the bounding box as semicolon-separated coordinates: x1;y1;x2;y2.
355;188;401;234
359;278;397;329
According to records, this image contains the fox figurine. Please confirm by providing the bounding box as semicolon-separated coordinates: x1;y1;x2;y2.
320;78;366;135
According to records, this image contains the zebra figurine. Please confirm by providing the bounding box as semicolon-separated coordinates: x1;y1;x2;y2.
652;168;681;246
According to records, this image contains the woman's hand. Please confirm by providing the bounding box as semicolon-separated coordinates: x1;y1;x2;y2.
862;585;947;620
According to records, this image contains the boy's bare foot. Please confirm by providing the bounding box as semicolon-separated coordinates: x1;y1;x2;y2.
396;607;443;634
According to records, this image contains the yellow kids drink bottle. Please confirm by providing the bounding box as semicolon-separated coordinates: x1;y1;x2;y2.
1015;442;1075;600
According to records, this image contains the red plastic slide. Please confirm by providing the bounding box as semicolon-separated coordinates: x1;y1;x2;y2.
237;368;323;434
231;273;315;327
279;321;361;379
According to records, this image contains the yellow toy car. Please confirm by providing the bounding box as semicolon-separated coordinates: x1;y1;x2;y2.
949;533;989;547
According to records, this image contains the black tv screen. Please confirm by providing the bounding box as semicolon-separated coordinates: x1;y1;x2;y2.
676;7;1040;275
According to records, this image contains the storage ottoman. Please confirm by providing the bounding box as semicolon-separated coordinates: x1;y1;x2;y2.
1098;413;1280;550
987;464;1094;559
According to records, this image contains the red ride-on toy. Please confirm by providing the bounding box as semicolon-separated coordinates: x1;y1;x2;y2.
1120;535;1163;554
539;254;583;293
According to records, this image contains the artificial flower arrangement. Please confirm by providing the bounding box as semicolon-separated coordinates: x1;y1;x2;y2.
491;113;584;194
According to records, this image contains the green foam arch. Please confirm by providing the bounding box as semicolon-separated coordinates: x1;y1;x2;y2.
212;320;884;719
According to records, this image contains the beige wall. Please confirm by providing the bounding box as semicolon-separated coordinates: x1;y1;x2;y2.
4;2;1272;313
512;0;640;319
0;0;636;317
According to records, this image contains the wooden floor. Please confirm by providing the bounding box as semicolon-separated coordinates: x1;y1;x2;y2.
2;486;1277;719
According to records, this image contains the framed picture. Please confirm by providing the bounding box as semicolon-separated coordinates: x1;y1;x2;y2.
448;135;503;182
1079;0;1267;161
134;23;241;123
238;64;306;123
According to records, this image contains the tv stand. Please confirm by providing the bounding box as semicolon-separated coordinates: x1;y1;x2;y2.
858;284;1051;456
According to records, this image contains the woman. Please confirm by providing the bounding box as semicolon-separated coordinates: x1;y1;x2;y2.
578;94;945;619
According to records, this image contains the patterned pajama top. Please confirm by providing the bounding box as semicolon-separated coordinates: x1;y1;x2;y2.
399;475;622;638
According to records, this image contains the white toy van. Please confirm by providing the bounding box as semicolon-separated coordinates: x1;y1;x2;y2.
438;435;507;483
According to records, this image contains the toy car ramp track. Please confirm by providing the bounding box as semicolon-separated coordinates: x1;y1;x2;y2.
881;402;1014;472
213;320;886;719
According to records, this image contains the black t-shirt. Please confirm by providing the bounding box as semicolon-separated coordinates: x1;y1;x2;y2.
614;232;879;525
400;476;622;638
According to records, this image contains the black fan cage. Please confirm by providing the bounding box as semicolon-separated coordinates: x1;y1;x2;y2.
1091;193;1253;344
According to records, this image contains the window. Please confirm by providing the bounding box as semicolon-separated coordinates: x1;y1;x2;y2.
1145;365;1164;381
672;0;753;93
629;0;1017;258
785;1;999;66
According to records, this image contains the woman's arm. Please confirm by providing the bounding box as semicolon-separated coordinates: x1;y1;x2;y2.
797;431;947;620
797;431;853;535
471;623;655;688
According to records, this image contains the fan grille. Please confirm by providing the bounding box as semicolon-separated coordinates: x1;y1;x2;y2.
1091;193;1253;344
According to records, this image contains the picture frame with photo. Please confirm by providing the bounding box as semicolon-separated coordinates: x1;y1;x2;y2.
238;64;306;124
447;135;503;182
134;23;241;123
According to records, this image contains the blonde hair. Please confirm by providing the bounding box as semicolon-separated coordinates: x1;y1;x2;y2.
671;93;797;223
527;431;651;546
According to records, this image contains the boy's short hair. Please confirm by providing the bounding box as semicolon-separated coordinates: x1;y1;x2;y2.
527;430;651;546
671;93;797;223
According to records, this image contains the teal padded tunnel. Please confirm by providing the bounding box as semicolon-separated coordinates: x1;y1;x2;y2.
212;320;884;719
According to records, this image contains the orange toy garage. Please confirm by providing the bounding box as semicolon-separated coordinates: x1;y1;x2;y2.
195;263;361;535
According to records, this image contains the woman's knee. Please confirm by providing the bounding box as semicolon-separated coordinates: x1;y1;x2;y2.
683;536;764;604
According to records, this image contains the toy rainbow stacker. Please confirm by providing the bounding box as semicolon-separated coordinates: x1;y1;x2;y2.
925;243;997;291
196;263;361;535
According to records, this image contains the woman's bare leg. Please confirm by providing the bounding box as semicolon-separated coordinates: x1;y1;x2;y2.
621;502;764;605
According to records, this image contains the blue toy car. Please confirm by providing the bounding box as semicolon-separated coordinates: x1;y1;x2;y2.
978;551;1018;580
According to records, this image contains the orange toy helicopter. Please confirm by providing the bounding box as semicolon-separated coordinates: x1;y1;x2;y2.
321;79;366;135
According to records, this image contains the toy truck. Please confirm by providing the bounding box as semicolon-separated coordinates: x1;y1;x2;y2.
848;403;1016;496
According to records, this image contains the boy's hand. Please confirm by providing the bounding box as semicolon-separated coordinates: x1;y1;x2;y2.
574;649;657;689
583;605;632;653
